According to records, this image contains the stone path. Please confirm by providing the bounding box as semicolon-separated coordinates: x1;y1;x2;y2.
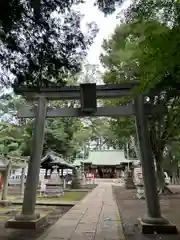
38;183;125;240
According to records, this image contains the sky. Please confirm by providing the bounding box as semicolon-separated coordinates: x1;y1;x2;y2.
77;0;131;66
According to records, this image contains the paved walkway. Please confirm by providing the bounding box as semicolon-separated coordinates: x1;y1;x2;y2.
39;183;125;240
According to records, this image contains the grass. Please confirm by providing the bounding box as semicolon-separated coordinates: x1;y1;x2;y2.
0;206;52;220
12;191;88;202
0;215;10;220
0;196;17;200
0;208;10;213
37;191;88;201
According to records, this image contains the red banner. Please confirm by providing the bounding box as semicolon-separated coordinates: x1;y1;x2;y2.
86;173;94;179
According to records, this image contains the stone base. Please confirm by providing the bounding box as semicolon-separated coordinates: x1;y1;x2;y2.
136;186;145;199
0;200;12;207
5;215;48;229
138;218;178;234
125;177;136;189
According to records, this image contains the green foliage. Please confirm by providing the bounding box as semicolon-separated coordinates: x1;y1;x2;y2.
124;0;180;25
100;1;180;190
44;116;84;158
0;94;120;160
0;98;87;158
0;0;98;88
101;15;180;162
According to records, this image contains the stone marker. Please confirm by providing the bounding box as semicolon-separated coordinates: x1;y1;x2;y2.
45;170;64;197
71;168;82;189
136;184;145;199
133;167;145;199
124;169;135;189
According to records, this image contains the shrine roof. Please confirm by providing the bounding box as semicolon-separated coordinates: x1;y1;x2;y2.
41;151;74;169
73;158;83;167
73;150;133;167
87;150;131;166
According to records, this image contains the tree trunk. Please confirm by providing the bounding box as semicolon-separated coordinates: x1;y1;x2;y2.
156;159;166;193
172;172;176;184
130;135;140;160
156;157;173;194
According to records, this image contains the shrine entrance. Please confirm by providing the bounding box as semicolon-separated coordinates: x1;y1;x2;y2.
11;82;175;232
99;167;115;178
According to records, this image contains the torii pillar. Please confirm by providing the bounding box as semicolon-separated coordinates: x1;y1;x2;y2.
134;95;177;234
15;96;47;221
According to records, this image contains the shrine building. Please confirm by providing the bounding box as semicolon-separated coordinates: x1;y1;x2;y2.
73;150;135;178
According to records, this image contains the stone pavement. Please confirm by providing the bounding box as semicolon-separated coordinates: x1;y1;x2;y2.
38;183;125;240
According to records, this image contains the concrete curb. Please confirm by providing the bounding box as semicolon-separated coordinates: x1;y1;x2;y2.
112;186;126;240
11;200;78;207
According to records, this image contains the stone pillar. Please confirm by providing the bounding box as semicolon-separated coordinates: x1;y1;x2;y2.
134;95;167;223
80;162;85;185
1;163;11;201
45;169;48;179
72;168;81;189
16;96;47;221
63;178;66;189
20;167;25;198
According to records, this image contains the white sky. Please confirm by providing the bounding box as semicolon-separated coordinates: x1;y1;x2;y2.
77;0;131;66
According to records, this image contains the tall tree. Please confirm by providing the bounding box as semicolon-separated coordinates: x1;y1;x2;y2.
78;62;103;84
0;1;98;88
0;94;87;159
101;20;180;192
124;0;180;26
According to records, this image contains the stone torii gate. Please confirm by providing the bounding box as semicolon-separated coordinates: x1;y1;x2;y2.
12;83;176;233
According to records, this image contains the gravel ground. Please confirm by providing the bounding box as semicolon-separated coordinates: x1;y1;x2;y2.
0;205;71;240
113;185;180;240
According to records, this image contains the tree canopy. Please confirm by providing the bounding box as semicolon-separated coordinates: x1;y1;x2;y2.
0;92;121;161
100;1;180;191
0;0;99;89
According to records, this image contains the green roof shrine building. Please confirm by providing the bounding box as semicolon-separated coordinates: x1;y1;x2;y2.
74;150;133;178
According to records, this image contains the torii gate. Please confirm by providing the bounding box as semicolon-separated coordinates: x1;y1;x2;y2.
13;83;176;233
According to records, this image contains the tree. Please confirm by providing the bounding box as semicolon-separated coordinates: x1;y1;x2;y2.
0;122;23;156
85;118;115;150
163;141;180;182
0;94;89;159
78;62;103;84
0;1;98;88
124;0;180;26
0;93;31;156
101;20;180;192
109;117;138;157
121;1;180;191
